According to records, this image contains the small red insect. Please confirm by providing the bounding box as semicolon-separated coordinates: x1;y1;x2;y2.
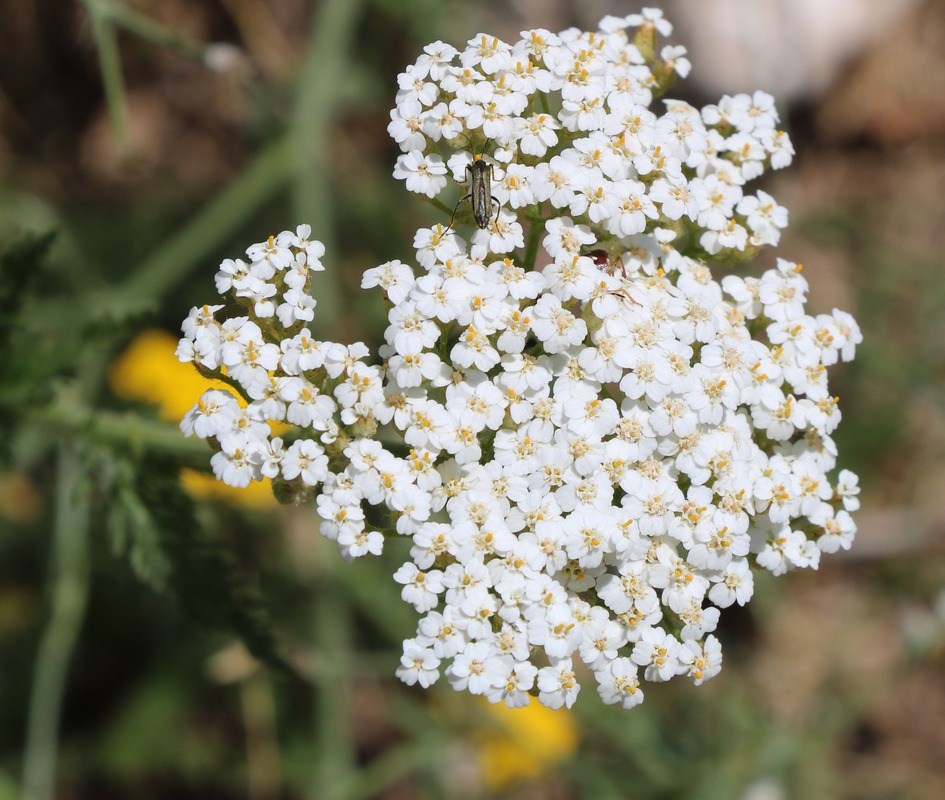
586;248;626;277
586;249;639;306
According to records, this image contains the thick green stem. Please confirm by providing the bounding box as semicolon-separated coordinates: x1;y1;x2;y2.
311;568;355;800
21;401;210;463
21;443;92;800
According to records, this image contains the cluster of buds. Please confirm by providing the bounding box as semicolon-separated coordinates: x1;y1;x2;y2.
178;8;861;710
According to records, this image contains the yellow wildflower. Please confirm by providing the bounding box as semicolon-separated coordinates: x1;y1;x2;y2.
475;698;579;789
110;329;277;508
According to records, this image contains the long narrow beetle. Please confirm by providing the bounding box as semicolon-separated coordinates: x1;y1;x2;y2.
447;142;501;232
467;155;498;230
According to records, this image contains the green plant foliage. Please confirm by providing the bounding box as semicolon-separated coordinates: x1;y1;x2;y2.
0;231;56;336
0;232;60;433
101;454;173;592
136;460;301;682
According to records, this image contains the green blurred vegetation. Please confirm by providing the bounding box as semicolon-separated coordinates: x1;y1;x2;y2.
2;1;945;799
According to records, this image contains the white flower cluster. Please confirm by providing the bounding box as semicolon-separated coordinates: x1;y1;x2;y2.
389;9;794;256
177;9;862;711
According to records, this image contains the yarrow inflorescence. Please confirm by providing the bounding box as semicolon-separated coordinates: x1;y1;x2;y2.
178;8;862;710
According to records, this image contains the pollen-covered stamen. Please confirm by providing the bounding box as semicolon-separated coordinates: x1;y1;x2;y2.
645;494;668;517
705;378;727;401
777;284;798;304
710;526;732;551
710;456;730;474
431;223;449;244
721;489;747;513
773;395;796;421
514;436;536;460
553;309;577;335
575;480;599;504
799;476;821;497
688;505;708;524
540;463;565;487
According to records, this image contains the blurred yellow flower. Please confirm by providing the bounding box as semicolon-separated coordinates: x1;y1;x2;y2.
179;467;276;510
0;472;42;523
110;329;227;423
109;329;277;509
475;698;579;790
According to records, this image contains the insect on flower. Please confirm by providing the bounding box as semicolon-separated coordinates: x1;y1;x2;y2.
447;140;501;232
586;248;640;307
466;155;498;230
587;249;625;277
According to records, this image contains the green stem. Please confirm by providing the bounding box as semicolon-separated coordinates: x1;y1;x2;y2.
21;443;92;800
522;204;546;270
84;0;128;148
20;401;210;462
28;135;295;335
310;555;355;800
242;673;282;800
289;0;364;334
424;195;455;219
125;135;295;303
32;0;361;339
82;0;203;58
325;735;445;800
